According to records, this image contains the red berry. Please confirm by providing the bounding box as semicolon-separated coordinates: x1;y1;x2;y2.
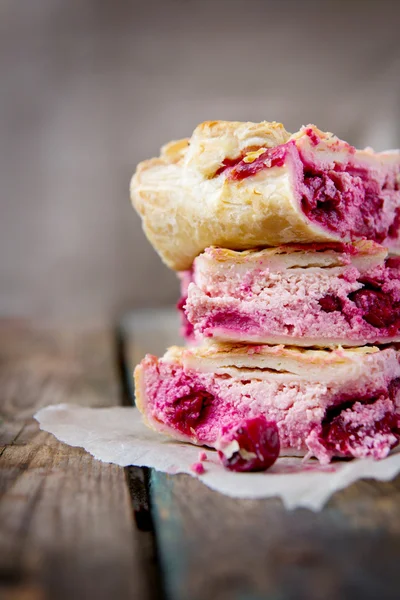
167;391;214;435
319;294;342;313
349;288;397;328
320;399;399;457
217;416;280;472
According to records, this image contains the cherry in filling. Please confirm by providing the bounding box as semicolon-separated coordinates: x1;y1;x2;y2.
214;156;244;177
217;416;280;472
319;397;399;458
165;391;214;435
300;161;399;243
318;294;343;313
214;143;290;180
319;269;400;331
348;287;400;328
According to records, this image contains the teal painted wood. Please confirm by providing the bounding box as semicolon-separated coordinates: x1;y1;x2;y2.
149;472;190;600
150;470;400;600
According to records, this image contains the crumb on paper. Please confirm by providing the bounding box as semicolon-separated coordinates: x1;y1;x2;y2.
198;451;207;462
191;461;206;475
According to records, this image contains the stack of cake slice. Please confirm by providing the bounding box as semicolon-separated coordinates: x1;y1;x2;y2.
131;120;400;468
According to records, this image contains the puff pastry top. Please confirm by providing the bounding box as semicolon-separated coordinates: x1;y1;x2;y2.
131;121;400;270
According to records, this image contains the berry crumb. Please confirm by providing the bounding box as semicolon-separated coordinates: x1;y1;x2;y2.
191;462;205;475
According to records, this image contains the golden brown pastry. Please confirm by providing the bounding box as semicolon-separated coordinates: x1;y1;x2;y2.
130;121;400;270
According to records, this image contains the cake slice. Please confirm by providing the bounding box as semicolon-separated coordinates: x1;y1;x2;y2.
135;343;400;464
181;241;400;347
131;121;400;270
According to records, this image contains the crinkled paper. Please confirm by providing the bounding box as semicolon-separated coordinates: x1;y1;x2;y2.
35;403;400;511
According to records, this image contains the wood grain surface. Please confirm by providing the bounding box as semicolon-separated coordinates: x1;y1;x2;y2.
0;321;149;600
2;314;400;600
150;472;400;600
122;310;400;600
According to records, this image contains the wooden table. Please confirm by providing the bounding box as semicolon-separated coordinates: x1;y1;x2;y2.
1;316;400;600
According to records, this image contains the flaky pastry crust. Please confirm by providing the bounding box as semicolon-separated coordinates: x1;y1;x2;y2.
197;240;386;272
162;342;379;376
131;121;400;270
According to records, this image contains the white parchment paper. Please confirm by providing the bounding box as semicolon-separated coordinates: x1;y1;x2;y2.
35;403;400;511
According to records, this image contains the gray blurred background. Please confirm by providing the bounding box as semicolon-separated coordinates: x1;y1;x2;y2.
1;0;400;321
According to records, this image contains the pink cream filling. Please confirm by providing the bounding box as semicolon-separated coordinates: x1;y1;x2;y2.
186;258;400;343
142;358;399;464
214;134;400;245
204;280;400;339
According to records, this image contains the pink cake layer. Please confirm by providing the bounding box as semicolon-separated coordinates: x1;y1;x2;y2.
135;345;400;464
182;243;400;346
215;130;400;250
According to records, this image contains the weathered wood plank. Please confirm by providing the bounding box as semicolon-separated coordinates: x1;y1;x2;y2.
150;472;400;600
122;309;400;600
0;321;149;600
